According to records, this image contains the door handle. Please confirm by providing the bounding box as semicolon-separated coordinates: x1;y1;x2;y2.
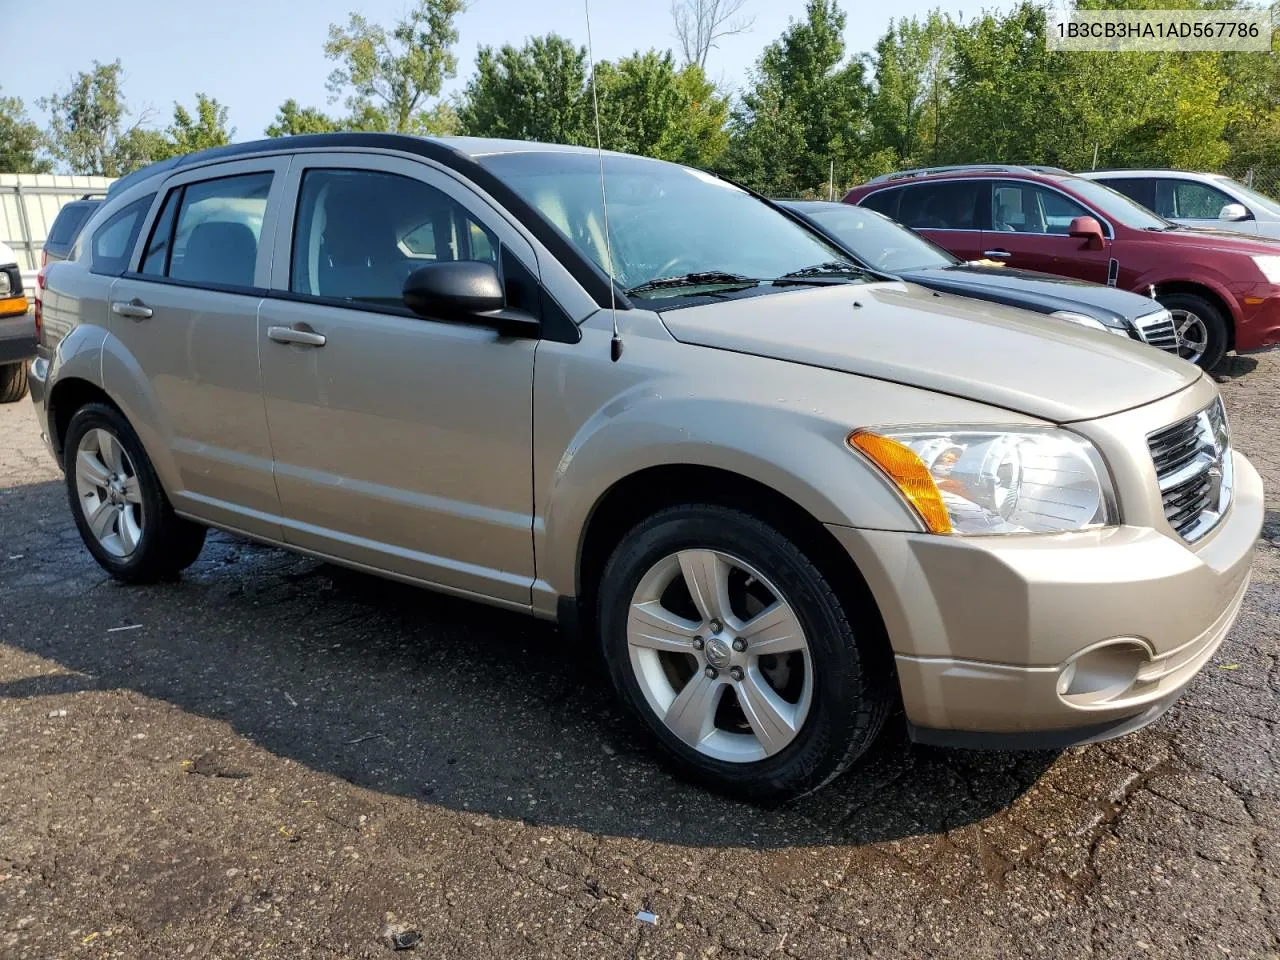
111;299;153;320
982;249;1012;259
267;325;326;347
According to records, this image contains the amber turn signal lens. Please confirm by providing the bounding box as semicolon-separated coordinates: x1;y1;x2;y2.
848;431;953;534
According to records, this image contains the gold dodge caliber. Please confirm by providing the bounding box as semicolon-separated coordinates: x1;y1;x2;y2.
29;135;1263;802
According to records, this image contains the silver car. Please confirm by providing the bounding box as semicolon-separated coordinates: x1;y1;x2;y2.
29;135;1263;802
1080;169;1280;239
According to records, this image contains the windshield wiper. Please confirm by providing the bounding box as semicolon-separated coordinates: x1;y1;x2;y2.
625;271;761;296
772;261;875;285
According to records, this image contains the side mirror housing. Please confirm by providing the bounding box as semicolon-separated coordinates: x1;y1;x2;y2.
402;261;539;338
1219;202;1249;222
1067;215;1106;250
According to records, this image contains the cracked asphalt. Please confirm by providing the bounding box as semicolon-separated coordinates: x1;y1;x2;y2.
1;350;1278;959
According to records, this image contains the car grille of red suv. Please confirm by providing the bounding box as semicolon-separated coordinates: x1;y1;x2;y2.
1148;399;1232;542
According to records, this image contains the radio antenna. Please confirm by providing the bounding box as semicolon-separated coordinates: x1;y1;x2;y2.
584;0;622;361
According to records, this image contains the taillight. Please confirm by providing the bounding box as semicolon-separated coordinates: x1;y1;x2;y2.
40;249;48;269
33;267;45;343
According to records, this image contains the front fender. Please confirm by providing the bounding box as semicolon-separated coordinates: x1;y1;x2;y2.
1127;269;1242;326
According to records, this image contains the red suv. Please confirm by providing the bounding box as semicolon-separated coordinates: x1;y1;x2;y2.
844;165;1280;368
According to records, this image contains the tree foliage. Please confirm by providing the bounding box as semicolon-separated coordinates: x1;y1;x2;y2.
324;0;464;134
265;99;341;138
458;35;592;145
38;60;159;176
0;89;49;173
157;94;234;159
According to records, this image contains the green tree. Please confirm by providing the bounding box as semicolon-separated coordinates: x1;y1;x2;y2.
458;35;591;144
867;13;952;169
595;52;729;167
324;0;465;134
0;89;50;173
725;0;869;194
39;60;162;175
159;93;233;158
265;99;341;137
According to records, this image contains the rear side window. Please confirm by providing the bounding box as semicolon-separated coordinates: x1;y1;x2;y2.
160;172;273;289
860;187;901;219
1099;177;1156;212
290;168;499;309
898;181;986;230
89;194;155;276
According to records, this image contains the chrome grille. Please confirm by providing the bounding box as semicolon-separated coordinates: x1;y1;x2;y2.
1147;399;1232;542
1135;309;1179;354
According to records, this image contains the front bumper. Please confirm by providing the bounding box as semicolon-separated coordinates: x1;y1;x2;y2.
827;449;1263;744
1235;285;1280;351
0;310;36;365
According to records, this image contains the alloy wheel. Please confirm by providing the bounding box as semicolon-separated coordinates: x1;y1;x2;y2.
626;549;813;763
1169;308;1209;365
74;428;144;558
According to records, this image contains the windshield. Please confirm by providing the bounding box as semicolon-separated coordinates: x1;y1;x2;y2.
480;152;852;298
1214;176;1280;216
794;203;956;271
1062;177;1170;229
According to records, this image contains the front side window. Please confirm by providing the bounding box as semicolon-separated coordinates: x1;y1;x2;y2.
166;172;272;288
1160;179;1235;220
897;181;985;231
478;152;851;298
290;168;499;308
89;194;155;276
991;181;1090;235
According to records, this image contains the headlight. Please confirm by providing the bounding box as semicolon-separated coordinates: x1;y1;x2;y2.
0;272;10;296
1251;254;1280;284
850;428;1116;535
1049;310;1128;337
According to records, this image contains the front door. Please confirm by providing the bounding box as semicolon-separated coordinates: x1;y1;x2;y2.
105;158;291;540
257;154;539;606
983;179;1112;284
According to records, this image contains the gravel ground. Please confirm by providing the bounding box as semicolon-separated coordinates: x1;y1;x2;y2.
1;351;1278;960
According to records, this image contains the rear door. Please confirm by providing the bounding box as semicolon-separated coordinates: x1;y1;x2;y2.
894;179;989;261
983;179;1112;283
106;157;291;540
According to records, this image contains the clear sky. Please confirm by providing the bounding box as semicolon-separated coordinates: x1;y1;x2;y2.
5;0;1007;142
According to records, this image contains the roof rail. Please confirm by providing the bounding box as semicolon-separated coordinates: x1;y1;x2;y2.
866;163;1071;184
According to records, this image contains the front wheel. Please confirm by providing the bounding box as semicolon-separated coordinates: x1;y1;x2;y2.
597;504;891;804
64;403;207;583
1156;292;1229;369
0;362;28;403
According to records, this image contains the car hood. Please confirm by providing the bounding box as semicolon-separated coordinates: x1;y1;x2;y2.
899;264;1163;323
658;281;1200;423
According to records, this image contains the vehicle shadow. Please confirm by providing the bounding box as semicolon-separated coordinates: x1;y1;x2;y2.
1214;353;1260;382
0;483;1056;851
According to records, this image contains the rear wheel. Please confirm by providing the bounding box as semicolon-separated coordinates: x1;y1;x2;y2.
597;504;891;804
0;362;28;403
64;403;206;583
1155;292;1228;369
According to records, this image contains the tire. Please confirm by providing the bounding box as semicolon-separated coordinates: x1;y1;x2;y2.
1156;292;1229;370
63;403;206;583
597;504;892;804
0;362;28;403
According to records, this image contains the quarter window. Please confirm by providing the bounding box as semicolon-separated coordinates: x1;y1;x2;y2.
290;168;500;309
89;194;155;276
991;182;1090;235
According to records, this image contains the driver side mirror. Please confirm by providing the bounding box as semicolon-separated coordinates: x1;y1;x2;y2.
1067;215;1106;250
1218;202;1250;222
402;261;540;338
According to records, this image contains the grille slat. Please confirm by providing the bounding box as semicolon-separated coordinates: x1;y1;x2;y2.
1147;400;1231;542
1137;312;1180;354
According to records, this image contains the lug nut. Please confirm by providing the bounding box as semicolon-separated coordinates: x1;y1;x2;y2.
692;636;704;650
709;619;723;634
704;666;718;680
732;637;747;652
729;666;744;681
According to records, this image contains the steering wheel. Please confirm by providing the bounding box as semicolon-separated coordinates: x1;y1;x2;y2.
875;247;905;269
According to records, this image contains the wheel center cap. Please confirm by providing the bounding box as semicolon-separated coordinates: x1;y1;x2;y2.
705;637;731;669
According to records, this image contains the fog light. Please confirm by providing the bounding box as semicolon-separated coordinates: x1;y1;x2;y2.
1058;638;1151;706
